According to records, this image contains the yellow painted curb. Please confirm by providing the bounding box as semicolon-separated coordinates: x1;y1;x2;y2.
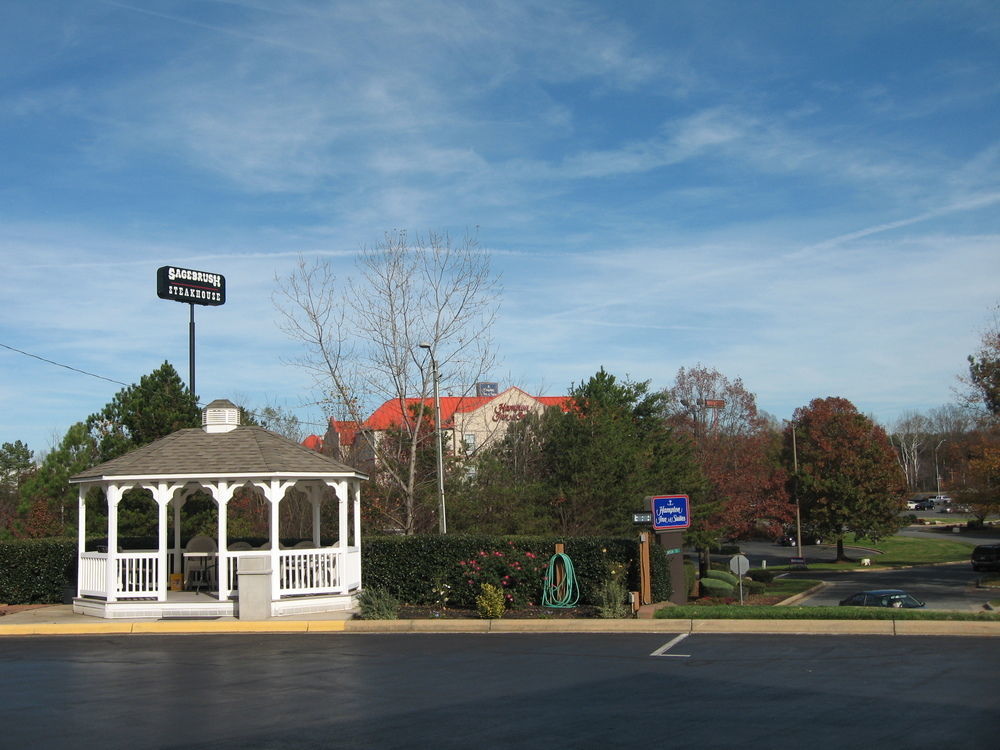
893;620;1000;637
305;621;347;632
0;623;134;636
691;619;895;635
410;619;489;633
130;621;309;634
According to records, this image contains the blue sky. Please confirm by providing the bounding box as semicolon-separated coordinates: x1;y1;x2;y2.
2;0;998;455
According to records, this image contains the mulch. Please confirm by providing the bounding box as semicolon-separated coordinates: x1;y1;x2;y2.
0;604;53;617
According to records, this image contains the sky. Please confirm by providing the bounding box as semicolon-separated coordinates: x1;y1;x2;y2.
2;0;999;456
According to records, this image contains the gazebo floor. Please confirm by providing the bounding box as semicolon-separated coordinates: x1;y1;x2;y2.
72;590;359;619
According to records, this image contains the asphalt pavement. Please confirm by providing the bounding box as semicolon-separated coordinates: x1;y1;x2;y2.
2;633;997;749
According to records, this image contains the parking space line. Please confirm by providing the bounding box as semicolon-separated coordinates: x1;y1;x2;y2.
650;632;690;657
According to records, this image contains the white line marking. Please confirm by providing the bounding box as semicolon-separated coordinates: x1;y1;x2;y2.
650;632;690;657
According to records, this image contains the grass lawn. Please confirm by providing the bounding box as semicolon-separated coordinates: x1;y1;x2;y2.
655;605;1000;621
769;533;974;571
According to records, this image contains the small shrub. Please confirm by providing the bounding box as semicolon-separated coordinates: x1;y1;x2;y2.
699;578;734;597
704;569;739;586
744;580;766;595
747;568;775;584
356;587;400;620
594;565;630;618
683;561;697;597
476;583;506;619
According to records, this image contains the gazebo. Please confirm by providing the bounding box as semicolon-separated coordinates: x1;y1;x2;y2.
69;399;368;619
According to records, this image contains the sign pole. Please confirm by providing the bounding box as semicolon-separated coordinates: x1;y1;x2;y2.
188;302;196;397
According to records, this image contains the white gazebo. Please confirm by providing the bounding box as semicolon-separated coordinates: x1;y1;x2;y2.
69;399;368;619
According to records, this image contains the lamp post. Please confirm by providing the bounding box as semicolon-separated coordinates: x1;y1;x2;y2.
934;439;948;496
419;343;447;534
785;420;803;559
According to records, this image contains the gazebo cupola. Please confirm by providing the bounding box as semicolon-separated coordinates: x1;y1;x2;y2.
202;398;241;433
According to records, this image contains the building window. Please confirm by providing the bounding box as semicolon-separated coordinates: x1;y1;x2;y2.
463;433;477;452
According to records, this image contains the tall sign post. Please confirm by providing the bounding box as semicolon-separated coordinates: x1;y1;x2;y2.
156;266;226;397
648;494;691;605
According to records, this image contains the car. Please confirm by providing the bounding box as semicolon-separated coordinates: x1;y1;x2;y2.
839;589;925;608
905;500;919;510
914;499;935;510
971;544;1000;572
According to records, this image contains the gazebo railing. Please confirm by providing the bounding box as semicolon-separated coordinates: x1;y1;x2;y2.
80;551;159;599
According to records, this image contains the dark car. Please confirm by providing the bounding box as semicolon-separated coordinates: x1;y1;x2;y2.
971;544;1000;572
839;589;925;608
914;499;935;510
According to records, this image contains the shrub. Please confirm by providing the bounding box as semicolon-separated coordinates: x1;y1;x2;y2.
703;569;739;586
476;583;506;619
459;545;547;608
683;561;697;598
699;577;734;597
744;580;766;595
0;538;77;604
594;559;630;618
747;568;775;583
356;587;401;620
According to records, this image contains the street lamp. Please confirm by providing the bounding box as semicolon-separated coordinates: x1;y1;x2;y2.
785;420;803;559
419;342;447;534
934;439;948;496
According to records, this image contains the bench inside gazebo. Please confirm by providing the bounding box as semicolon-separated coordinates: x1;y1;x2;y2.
69;399;368;619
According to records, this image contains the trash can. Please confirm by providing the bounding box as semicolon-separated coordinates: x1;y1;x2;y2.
169;573;183;592
236;554;272;620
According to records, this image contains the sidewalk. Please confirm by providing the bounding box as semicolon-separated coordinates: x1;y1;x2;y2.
2;604;998;636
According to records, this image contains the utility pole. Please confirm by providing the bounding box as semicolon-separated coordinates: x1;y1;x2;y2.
419;343;447;534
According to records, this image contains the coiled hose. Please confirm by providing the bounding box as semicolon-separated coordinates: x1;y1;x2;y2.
541;552;580;608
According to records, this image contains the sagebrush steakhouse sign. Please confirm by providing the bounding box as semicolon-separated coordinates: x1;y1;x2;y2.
157;265;226;306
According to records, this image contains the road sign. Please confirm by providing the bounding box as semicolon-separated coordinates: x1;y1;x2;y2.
632;512;653;524
729;554;750;576
648;495;691;531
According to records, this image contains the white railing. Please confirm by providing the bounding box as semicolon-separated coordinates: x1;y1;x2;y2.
79;551;159;599
80;552;108;597
280;548;340;596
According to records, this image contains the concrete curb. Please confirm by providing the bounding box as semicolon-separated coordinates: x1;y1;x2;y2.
2;617;998;637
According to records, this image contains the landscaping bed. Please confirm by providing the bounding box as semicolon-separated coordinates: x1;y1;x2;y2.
397;604;601;619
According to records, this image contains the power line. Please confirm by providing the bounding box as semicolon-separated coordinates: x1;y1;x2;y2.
1;342;128;386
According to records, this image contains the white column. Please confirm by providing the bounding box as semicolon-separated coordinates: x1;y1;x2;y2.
337;481;348;553
105;485;121;603
211;481;235;600
76;485;87;599
269;479;282;601
156;484;168;601
352;480;361;549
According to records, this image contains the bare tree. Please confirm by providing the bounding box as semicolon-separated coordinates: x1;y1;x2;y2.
274;230;500;534
890;412;928;491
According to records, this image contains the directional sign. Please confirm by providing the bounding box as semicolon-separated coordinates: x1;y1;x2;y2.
632;512;653;524
648;494;691;531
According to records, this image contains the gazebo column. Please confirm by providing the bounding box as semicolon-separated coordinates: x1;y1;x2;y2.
76;485;87;599
209;481;236;600
352;480;361;548
156;485;169;601
267;480;282;602
105;485;122;603
336;481;348;554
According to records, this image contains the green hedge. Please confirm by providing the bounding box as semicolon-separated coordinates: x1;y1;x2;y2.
361;535;670;608
703;569;739;586
1;534;672;608
698;577;734;597
0;538;77;604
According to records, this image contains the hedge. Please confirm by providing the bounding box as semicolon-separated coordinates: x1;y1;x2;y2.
0;538;77;604
361;535;670;608
698;577;734;597
703;569;739;586
0;534;671;608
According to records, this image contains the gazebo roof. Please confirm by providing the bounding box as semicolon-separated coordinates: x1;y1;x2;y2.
70;424;367;483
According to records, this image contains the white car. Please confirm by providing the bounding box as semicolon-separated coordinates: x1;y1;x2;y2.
905;500;919;510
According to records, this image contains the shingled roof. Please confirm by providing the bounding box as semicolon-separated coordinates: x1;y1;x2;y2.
71;425;367;482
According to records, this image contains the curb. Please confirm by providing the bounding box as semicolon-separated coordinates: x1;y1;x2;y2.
2;618;998;637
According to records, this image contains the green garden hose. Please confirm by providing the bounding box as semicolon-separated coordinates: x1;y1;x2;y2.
541;552;580;608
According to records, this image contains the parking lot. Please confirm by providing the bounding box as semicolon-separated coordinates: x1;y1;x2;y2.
1;633;997;749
